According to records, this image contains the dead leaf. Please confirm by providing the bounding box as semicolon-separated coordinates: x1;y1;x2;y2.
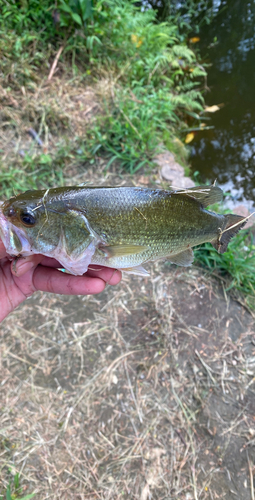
185;132;195;144
189;37;200;43
204;105;220;113
131;34;143;48
138;175;150;185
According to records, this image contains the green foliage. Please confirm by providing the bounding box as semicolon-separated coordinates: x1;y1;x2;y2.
58;0;94;27
0;0;207;172
0;31;50;89
0;471;35;500
72;0;206;169
0;0;53;34
83;1;205;89
0;149;67;199
0;0;56;87
152;0;218;32
195;230;255;308
175;0;216;32
82;85;178;171
145;0;217;28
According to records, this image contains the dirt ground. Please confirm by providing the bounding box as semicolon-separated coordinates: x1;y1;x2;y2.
1;257;255;499
0;77;255;499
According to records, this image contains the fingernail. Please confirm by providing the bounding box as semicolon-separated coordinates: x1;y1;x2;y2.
12;257;35;276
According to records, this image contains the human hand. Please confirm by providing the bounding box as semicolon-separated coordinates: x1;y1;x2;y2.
0;239;122;323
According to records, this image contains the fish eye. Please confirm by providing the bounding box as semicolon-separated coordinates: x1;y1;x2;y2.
20;211;36;226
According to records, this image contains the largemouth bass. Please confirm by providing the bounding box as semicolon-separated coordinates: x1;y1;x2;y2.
0;185;247;276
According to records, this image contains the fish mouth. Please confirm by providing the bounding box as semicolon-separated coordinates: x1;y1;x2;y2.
0;204;32;256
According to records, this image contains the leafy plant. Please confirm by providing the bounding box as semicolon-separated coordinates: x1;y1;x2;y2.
147;0;219;31
58;0;94;27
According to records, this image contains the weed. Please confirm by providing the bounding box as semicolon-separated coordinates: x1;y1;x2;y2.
0;471;35;500
0;149;66;199
195;229;255;309
83;85;177;171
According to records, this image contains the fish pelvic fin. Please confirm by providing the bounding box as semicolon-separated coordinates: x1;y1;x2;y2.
121;265;150;276
175;185;223;207
211;214;247;254
101;244;148;259
168;248;194;267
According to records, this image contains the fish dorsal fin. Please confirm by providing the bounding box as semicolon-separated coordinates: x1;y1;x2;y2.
168;248;194;267
174;185;223;207
101;244;148;259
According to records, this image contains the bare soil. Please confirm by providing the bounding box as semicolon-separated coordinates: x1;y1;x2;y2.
1;261;254;500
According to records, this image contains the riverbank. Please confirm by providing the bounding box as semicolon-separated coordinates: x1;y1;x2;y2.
0;65;254;311
1;3;255;497
0;0;208;196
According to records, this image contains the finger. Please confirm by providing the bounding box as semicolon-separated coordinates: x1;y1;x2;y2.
36;260;122;284
12;255;66;270
11;255;44;277
33;266;107;295
39;256;63;268
86;266;122;285
39;261;123;285
12;254;122;286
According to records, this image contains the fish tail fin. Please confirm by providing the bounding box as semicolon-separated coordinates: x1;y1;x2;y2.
211;214;247;254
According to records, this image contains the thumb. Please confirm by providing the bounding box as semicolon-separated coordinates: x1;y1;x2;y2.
11;255;44;277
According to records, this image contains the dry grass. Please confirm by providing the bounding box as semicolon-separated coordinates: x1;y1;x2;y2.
1;261;255;499
0;75;117;198
0;76;102;158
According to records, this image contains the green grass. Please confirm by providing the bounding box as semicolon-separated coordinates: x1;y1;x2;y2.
84;85;180;172
0;0;208;173
0;471;35;500
0;147;71;199
195;229;255;309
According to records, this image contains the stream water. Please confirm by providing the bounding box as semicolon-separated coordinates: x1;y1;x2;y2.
189;0;255;208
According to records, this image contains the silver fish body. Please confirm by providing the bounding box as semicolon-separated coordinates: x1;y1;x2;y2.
0;185;247;276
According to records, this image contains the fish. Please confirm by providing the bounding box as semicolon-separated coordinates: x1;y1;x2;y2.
0;184;248;276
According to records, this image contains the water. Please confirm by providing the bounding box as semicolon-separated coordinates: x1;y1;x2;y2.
190;0;255;207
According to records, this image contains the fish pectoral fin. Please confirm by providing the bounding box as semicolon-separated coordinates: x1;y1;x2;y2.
57;240;97;276
101;244;148;259
175;184;223;207
120;265;150;276
168;248;194;267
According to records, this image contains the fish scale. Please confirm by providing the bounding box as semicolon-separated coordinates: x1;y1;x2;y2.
0;185;247;276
